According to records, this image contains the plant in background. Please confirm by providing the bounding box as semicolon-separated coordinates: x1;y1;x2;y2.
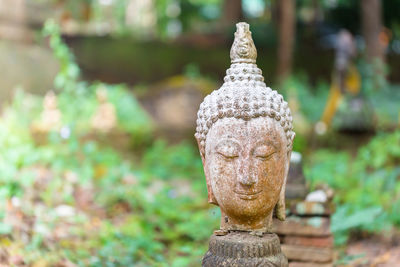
280;75;330;153
43;19;80;93
41;19;154;145
305;130;400;245
0;19;217;267
0;84;216;265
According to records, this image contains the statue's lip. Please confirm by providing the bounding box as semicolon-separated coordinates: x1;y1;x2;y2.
234;190;261;200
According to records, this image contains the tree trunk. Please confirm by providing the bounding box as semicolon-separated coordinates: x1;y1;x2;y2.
220;0;243;29
277;0;296;83
361;0;384;62
361;0;386;88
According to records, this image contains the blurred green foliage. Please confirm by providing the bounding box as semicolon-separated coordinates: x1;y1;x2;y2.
283;76;330;123
1;15;400;266
0;92;218;265
305;131;400;245
283;73;400;133
283;62;400;248
40;0;400;41
0;20;218;266
43;19;80;93
42;20;153;143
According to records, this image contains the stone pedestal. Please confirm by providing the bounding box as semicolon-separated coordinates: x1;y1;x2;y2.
202;232;288;267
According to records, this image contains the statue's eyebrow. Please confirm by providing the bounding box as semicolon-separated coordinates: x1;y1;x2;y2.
254;139;279;150
215;139;241;151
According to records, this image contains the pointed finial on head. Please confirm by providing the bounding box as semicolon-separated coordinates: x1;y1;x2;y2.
230;22;257;64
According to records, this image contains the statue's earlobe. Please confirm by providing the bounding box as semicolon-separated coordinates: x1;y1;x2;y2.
275;150;291;221
197;139;218;205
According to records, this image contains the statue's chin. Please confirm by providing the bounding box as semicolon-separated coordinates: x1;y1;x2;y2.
220;201;272;221
220;206;272;231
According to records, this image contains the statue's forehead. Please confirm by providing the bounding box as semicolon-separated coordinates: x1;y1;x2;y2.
208;117;284;141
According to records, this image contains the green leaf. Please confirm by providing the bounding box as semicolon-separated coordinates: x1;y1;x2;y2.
0;222;12;234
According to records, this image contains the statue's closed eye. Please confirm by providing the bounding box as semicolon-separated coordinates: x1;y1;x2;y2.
253;145;276;160
215;141;240;158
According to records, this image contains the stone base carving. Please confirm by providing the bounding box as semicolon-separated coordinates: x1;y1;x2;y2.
202;232;288;267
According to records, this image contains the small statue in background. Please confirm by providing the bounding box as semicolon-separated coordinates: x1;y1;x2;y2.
319;29;363;133
33;90;62;132
319;29;375;133
196;22;294;266
91;88;116;133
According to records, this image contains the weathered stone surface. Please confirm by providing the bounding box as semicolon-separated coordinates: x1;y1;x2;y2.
290;201;333;216
195;22;294;232
197;21;295;266
281;244;333;263
273;217;331;237
289;262;333;267
283;235;333;248
202;232;288;267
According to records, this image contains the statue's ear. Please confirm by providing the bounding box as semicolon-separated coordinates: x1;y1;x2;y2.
196;138;218;205
275;150;291;221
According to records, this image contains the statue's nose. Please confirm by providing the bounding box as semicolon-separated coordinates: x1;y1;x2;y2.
238;161;255;186
238;175;256;186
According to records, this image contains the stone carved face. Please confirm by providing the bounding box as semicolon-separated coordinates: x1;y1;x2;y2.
195;22;294;232
203;117;290;231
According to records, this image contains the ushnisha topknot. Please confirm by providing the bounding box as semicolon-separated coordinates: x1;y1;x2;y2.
195;22;295;156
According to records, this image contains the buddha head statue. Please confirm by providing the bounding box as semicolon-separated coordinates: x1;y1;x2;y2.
195;22;295;232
